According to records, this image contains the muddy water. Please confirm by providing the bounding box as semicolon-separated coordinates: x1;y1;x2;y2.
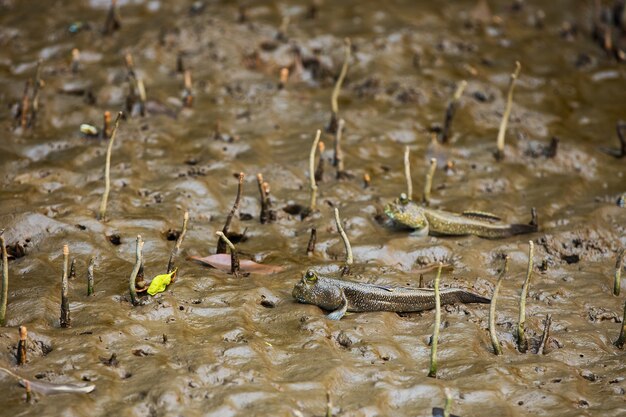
1;0;626;415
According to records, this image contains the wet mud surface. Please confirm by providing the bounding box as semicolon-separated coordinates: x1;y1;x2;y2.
1;0;626;416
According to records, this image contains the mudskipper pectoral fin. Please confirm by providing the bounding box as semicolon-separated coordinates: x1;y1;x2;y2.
409;223;429;237
326;291;348;320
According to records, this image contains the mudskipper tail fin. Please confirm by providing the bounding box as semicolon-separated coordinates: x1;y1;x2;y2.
442;290;491;305
508;222;538;236
506;207;538;236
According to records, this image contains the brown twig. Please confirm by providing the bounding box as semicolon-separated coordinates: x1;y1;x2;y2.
71;48;81;73
257;174;274;224
326;390;333;417
129;235;143;306
60;245;71;328
306;228;317;256
517;241;534;353
24;380;32;403
176;52;185;73
428;263;443;378
422;158;437;206
327;38;351;133
167;211;189;273
334;119;346;179
537;313;552;354
334;208;353;275
183;70;193;108
30;60;43;128
87;256;95;296
97;112;123;221
617;121;626;158
363;173;370;188
124;53;145;116
104;0;121;35
20;79;31;130
616;297;626;349
102;111;112;139
217;173;244;254
0;230;8;326
278;67;289;89
69;258;76;280
614;248;625;296
216;232;240;277
136;78;146;116
489;255;509;355
309;130;321;211
404;146;412;201
495;61;521;160
315;141;325;183
17;326;27;365
439;80;467;144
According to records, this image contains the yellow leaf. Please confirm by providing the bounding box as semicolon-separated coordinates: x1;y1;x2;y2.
147;269;177;296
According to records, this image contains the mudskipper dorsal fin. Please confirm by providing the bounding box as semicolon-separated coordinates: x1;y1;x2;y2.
461;210;502;222
372;285;394;292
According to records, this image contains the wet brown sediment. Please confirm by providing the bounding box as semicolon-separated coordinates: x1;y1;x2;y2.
0;1;625;414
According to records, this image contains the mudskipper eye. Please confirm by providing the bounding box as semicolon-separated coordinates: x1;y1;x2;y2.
399;193;409;204
304;270;318;283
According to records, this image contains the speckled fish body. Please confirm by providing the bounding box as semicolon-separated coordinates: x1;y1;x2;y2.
384;198;537;239
422;208;536;238
293;271;490;320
